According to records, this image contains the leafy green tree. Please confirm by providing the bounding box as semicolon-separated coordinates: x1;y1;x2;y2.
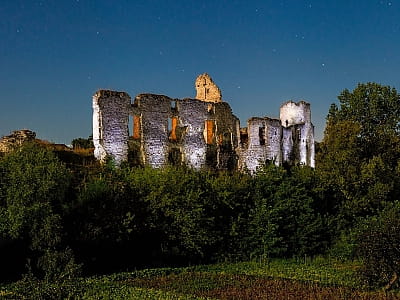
71;136;93;149
248;164;286;258
317;83;400;229
204;170;253;260
249;164;326;258
0;143;80;280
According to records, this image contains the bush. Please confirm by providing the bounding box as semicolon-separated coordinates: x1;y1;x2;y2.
357;202;400;289
0;143;80;281
249;165;327;258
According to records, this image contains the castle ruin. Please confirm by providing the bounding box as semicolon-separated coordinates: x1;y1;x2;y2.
93;74;315;172
0;129;36;154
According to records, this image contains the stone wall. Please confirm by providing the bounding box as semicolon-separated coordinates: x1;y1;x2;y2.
237;117;283;172
127;93;239;169
280;101;315;167
92;90;130;165
92;74;315;171
195;73;222;103
0;129;36;154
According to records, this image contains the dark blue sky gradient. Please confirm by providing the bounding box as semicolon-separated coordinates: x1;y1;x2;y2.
1;0;399;143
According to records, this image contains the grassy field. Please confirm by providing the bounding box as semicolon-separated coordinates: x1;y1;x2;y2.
2;258;400;299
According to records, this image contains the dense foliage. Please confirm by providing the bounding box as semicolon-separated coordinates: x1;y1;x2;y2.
317;82;400;288
1;82;400;290
357;202;400;289
317;83;400;229
0;144;327;282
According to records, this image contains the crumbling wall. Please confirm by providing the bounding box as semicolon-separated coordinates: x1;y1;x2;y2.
195;73;222;103
92;90;130;165
282;126;294;163
127;94;239;170
280;101;315;167
176;99;209;169
212;102;240;170
0;129;36;153
131;94;171;168
238;117;282;172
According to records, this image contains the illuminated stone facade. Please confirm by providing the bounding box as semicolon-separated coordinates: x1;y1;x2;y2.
93;74;315;171
195;73;222;103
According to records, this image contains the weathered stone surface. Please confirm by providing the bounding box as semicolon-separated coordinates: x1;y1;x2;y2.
280;101;315;167
92;74;315;171
127;94;239;169
0;129;36;153
92;90;130;165
237;117;282;172
195;73;222;103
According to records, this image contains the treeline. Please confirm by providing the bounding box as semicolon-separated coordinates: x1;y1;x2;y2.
0;145;328;281
1;82;400;289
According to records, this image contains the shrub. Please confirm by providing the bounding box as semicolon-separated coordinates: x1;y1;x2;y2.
357;202;400;289
0;143;80;281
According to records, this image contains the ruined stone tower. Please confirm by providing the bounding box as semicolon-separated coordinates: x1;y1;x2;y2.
92;74;315;170
195;73;222;103
280;101;315;167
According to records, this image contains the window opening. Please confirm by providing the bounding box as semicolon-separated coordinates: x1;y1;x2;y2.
259;126;266;145
171;100;177;111
205;120;214;144
133;115;141;139
169;117;178;141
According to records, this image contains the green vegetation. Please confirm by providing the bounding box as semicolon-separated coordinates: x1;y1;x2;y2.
1;82;400;296
71;136;93;149
2;258;399;299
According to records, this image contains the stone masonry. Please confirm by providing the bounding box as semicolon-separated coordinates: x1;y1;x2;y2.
0;129;36;154
195;73;222;103
93;73;315;171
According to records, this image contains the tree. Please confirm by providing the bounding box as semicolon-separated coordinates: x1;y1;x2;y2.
317;83;400;229
249;164;326;258
327;83;400;163
0;143;80;280
357;202;400;289
71;136;93;149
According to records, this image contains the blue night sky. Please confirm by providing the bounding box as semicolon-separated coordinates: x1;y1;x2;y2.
1;0;399;144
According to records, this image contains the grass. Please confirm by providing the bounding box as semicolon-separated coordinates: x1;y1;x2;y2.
1;257;400;299
190;256;361;288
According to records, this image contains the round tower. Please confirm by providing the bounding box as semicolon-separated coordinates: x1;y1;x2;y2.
279;100;311;127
